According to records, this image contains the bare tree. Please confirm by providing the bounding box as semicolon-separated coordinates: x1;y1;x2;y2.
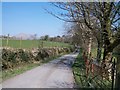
65;22;93;53
45;2;120;87
46;2;120;62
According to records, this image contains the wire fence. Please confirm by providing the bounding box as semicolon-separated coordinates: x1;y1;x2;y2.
84;57;117;89
73;53;117;89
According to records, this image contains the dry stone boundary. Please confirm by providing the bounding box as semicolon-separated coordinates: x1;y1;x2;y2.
2;47;74;70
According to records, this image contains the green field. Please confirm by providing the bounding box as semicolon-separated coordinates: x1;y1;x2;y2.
2;39;72;49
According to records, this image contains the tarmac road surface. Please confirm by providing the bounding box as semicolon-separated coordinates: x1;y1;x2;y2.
2;53;78;88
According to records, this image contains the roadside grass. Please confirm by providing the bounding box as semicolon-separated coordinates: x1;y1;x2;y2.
2;40;71;49
2;63;40;82
2;54;64;82
72;49;112;88
72;51;87;88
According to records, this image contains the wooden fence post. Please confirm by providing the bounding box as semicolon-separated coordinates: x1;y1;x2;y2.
20;37;22;48
115;56;120;89
112;58;116;90
6;34;9;47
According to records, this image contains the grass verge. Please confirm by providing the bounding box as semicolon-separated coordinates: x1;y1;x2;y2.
2;63;40;82
72;51;87;88
72;50;112;88
2;53;64;82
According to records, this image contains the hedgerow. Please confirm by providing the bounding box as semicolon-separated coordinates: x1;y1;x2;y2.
2;47;74;70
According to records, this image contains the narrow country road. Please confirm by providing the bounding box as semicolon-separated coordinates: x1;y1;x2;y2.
2;53;78;88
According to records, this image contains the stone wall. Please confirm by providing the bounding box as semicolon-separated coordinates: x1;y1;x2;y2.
2;47;74;70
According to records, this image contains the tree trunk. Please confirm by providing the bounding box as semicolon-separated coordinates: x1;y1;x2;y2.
114;45;120;89
115;64;120;89
103;47;112;62
88;37;92;55
115;56;120;89
97;41;102;62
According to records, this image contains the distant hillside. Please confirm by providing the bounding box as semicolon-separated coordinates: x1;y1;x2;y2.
14;33;36;40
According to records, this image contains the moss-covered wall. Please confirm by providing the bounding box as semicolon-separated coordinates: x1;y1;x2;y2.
2;47;74;70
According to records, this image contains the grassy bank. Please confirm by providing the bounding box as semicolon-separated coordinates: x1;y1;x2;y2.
2;63;40;82
72;51;87;88
72;49;112;88
2;39;72;49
